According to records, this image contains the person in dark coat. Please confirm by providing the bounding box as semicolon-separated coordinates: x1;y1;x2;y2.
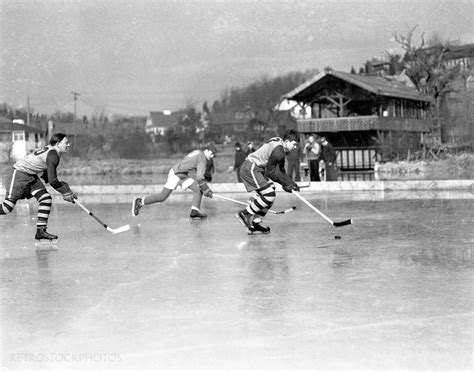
246;141;255;155
319;137;338;181
304;134;321;181
286;141;303;182
234;142;247;182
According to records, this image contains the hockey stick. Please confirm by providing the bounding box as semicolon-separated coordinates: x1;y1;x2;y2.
213;194;296;215
75;200;131;234
292;191;352;227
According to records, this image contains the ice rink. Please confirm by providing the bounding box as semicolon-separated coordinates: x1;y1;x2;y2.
1;190;473;370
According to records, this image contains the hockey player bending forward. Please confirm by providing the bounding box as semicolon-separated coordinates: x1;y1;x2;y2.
237;130;300;234
132;143;217;219
1;133;77;241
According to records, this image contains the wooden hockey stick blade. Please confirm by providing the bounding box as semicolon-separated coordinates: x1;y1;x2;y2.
333;219;352;227
107;224;131;234
293;191;352;227
76;201;130;234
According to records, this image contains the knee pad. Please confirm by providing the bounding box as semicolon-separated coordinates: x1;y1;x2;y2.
37;193;52;204
258;183;276;195
258;184;276;204
32;188;50;200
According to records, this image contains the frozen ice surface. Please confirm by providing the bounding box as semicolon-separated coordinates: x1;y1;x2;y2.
1;191;473;370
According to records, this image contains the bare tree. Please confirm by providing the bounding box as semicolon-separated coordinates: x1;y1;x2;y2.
391;25;462;142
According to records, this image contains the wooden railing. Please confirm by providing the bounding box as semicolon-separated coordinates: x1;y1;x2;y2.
297;115;429;133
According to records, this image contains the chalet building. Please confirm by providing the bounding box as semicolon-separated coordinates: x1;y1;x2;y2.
282;67;433;177
0;118;45;162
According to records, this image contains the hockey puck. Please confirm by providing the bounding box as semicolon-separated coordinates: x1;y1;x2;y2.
334;235;341;239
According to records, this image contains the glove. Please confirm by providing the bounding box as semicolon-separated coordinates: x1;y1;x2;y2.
202;187;213;198
63;191;78;203
282;183;299;193
56;181;72;194
198;181;213;198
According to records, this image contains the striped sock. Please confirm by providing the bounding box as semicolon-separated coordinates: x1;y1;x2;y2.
33;191;52;228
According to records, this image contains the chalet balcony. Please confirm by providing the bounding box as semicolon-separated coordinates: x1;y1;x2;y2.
297;115;429;133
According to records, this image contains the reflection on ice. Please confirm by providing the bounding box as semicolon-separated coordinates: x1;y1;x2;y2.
399;246;473;268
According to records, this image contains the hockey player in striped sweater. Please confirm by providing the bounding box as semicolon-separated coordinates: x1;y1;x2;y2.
1;133;77;241
236;129;300;234
132;143;217;219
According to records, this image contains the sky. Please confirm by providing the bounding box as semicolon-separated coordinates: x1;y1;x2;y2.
1;0;473;117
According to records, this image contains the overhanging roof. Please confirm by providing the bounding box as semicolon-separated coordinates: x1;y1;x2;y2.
283;68;433;103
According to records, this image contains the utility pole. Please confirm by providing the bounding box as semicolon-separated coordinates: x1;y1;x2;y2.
26;95;30;126
71;91;80;150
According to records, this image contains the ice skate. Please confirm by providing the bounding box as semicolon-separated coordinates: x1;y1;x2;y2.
190;209;207;219
35;227;58;241
236;209;254;230
247;221;271;235
34;227;58;250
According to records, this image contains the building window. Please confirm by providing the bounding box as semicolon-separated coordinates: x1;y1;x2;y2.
13;131;25;141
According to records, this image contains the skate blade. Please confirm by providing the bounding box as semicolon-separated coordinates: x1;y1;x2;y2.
247;230;270;235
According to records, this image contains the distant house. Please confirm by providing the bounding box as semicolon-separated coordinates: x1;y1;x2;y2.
210;111;256;134
209;108;296;141
146;111;183;138
0;118;45;162
282;67;433;175
418;43;474;73
255;109;298;136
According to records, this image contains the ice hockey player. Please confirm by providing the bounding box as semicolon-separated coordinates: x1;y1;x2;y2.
132;143;217;219
0;133;77;241
236;129;300;234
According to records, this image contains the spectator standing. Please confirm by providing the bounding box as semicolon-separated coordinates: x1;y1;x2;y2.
286;141;303;182
319;137;338;181
246;141;255;155
234;142;247;182
304;134;321;181
205;157;214;183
